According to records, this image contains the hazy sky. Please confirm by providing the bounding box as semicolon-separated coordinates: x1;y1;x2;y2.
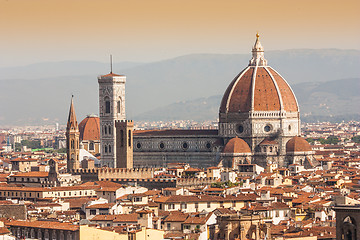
0;0;359;67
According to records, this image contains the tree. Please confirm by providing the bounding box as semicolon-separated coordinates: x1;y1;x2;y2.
352;136;360;143
326;136;340;144
306;138;315;144
21;140;42;149
15;142;22;152
56;148;67;153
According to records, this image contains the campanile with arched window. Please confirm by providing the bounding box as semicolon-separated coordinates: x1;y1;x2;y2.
98;71;126;167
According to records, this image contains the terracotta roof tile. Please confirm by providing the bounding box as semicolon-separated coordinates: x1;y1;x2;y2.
79;116;100;141
164;211;189;222
223;137;251;153
100;73;124;77
11;172;48;178
286;136;312;152
86;203;115;209
7;220;79;231
220;66;298;113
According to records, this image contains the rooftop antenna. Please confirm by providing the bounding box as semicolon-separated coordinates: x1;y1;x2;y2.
110;54;113;74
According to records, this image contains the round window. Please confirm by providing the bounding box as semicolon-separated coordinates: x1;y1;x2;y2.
159;142;165;149
182;142;188;149
206;142;211;149
264;125;271;132
237;124;244;134
288;125;292;131
136;143;141;149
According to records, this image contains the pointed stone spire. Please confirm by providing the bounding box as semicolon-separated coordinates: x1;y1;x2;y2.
249;33;268;66
66;95;80;171
67;96;78;131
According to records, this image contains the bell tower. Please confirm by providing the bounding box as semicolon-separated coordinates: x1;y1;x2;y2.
98;68;126;168
66;96;80;171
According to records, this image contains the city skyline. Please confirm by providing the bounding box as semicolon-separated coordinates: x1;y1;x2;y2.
0;0;359;67
1;1;360;238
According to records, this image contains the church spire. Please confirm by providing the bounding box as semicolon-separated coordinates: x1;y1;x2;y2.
67;96;78;130
249;33;268;66
66;95;80;171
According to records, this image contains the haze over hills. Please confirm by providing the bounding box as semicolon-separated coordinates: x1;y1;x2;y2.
134;78;360;122
0;49;359;126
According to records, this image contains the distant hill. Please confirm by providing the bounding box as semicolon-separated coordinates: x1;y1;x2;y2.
0;61;143;79
134;78;360;123
0;49;359;126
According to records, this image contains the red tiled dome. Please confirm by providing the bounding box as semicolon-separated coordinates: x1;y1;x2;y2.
220;66;298;113
223;137;251;153
79;116;100;141
286;136;312;152
220;35;298;114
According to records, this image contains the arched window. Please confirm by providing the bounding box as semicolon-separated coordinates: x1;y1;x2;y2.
104;146;108;153
104;126;107;135
109;145;112;153
71;140;74;149
128;130;131;147
108;126;111;135
120;130;124;147
117;100;121;114
89;142;94;151
105;97;111;113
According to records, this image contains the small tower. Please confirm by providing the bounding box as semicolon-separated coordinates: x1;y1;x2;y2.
98;68;126;168
66;96;80;171
115;120;134;168
48;159;59;186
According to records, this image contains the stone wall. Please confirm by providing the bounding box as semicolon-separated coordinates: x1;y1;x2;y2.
72;168;155;182
71;169;99;182
98;168;154;180
110;178;177;189
134;152;220;168
0;204;27;220
176;177;218;189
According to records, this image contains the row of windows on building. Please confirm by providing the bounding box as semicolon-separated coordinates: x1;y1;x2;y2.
104;144;112;154
159;201;234;210
104;97;122;114
69;139;79;149
136;141;212;150
103;125;112;135
11;177;44;182
0;191;41;198
0;190;93;198
254;146;279;153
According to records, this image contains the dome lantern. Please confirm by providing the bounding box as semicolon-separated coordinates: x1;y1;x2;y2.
249;33;268;66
